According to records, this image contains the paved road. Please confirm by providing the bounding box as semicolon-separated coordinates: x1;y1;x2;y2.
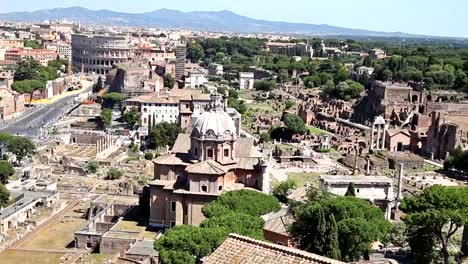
0;95;80;137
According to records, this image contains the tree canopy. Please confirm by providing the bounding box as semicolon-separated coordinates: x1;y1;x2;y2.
200;212;265;240
270;113;308;142
0;161;15;184
0;183;10;207
11;79;45;94
24;40;41;49
345;182;356;196
272;179;297;203
202;189;280;218
401;185;468;264
100;109;112;128
107;168;123;180
0;134;35;164
102;92;125;108
148;122;182;150
163;73;176;89
122;108;140;129
290;193;390;262
88;160;99;174
321;80;364;101
155;225;225;264
283;113;307;135
254;80;278;91
155;190;280;264
14;57;65;84
93;76;103;93
187;43;205;62
444;147;468;172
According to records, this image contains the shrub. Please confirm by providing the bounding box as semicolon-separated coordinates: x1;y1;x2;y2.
259;132;270;143
107;168;123;180
88;160;99;173
272;179;297;203
145;152;154;160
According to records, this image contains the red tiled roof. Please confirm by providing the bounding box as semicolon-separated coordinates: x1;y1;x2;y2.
202;233;346;264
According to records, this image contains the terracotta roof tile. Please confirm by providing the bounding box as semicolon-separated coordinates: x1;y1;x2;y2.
202;233;346;264
185;160;227;175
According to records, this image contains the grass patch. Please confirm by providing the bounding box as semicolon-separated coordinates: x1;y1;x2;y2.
113;220;158;240
21;204;86;250
307;125;330;135
0;250;63;264
274;143;301;152
286;172;323;188
315;148;336;153
81;253;113;264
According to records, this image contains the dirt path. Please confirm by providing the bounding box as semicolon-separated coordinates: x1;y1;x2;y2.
9;199;80;250
10;248;77;254
63;249;91;264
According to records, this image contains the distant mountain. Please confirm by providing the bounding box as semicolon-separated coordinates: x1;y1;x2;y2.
0;6;434;38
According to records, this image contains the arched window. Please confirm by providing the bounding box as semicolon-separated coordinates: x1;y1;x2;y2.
218;185;223;191
201;185;208;192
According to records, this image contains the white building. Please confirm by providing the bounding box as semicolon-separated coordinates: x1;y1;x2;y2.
319;175;394;220
208;63;223;75
184;69;208;88
238;72;254;90
56;43;72;59
126;93;180;128
357;66;374;76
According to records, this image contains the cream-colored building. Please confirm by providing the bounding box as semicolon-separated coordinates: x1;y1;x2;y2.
0;87;25;120
319;175;394;220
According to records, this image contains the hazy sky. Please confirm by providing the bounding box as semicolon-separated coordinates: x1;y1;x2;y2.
1;0;466;37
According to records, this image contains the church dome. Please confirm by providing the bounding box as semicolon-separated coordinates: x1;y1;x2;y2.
192;111;237;140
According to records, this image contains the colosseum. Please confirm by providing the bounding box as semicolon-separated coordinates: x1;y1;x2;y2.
71;34;133;74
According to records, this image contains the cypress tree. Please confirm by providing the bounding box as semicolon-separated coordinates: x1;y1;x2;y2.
313;206;327;254
345;182;356;196
94;76;103;93
324;214;341;260
148;115;152;135
152;113;156;130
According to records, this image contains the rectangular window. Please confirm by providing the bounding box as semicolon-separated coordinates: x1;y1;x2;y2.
171;201;176;212
207;149;213;158
224;149;229;157
170;221;176;228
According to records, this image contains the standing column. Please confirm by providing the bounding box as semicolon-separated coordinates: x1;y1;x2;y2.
96;139;101;154
396;163;404;209
376;125;381;150
385;202;392;220
370;125;375;150
381;124;386;150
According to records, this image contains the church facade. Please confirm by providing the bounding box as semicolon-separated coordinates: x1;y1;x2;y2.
148;94;268;229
